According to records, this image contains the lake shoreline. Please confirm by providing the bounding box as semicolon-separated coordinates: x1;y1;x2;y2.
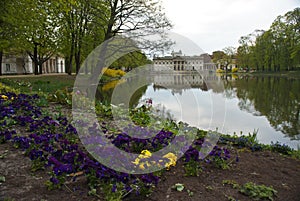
219;70;300;78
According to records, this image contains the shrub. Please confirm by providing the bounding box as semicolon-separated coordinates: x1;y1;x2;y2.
0;82;20;94
231;67;238;73
216;69;225;73
102;67;126;77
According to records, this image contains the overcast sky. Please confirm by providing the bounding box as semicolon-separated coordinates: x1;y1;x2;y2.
161;0;299;54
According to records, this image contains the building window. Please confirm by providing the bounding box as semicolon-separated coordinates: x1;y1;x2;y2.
5;64;10;72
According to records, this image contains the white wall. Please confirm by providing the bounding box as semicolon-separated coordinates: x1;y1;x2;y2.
1;55;17;74
57;57;65;73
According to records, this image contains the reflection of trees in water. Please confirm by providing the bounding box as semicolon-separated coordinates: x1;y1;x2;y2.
225;76;300;140
97;77;148;108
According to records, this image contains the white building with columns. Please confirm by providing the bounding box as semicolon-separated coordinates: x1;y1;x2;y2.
153;51;216;72
1;53;65;75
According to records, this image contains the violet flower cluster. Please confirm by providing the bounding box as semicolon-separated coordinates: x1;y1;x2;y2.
0;92;159;194
1;91;238;196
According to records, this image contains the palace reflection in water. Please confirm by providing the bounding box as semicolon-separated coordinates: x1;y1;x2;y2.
153;73;209;95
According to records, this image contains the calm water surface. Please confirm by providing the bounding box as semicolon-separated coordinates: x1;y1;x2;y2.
98;73;300;149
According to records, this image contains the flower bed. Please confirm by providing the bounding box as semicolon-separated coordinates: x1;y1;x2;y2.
0;89;238;199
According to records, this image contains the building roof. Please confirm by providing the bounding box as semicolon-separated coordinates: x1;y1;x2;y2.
153;55;204;61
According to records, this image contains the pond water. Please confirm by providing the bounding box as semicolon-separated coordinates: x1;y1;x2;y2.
98;73;300;149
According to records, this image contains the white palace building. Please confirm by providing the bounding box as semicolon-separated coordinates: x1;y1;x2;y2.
153;51;216;72
1;52;65;75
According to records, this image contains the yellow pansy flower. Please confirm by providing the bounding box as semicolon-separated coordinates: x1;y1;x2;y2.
139;163;145;170
1;95;8;100
132;158;140;165
163;152;177;170
141;150;152;157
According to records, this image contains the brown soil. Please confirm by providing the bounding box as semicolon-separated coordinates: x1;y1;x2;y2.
141;150;300;201
1;141;300;201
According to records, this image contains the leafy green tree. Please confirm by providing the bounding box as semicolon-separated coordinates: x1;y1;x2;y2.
56;0;171;75
213;47;236;71
87;0;172;78
237;32;259;70
237;8;300;72
0;0;16;75
110;51;151;70
237;37;250;69
0;0;6;75
2;0;60;75
4;0;59;74
54;0;107;75
212;50;226;69
223;46;237;71
270;8;300;70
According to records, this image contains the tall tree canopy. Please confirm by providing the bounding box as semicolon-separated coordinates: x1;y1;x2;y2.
2;0;59;75
237;8;300;71
212;47;236;71
1;0;172;75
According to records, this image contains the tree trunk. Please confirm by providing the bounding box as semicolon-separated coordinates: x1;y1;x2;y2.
65;56;69;74
68;55;73;75
0;51;2;76
33;43;39;75
65;53;73;75
75;50;81;75
67;37;75;75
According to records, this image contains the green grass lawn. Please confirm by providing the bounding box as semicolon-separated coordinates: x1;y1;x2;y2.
0;75;76;94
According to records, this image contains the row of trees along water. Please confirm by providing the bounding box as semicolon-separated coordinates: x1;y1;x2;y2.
212;8;300;72
0;0;172;75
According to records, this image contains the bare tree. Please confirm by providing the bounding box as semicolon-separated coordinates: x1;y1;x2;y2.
92;0;173;54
